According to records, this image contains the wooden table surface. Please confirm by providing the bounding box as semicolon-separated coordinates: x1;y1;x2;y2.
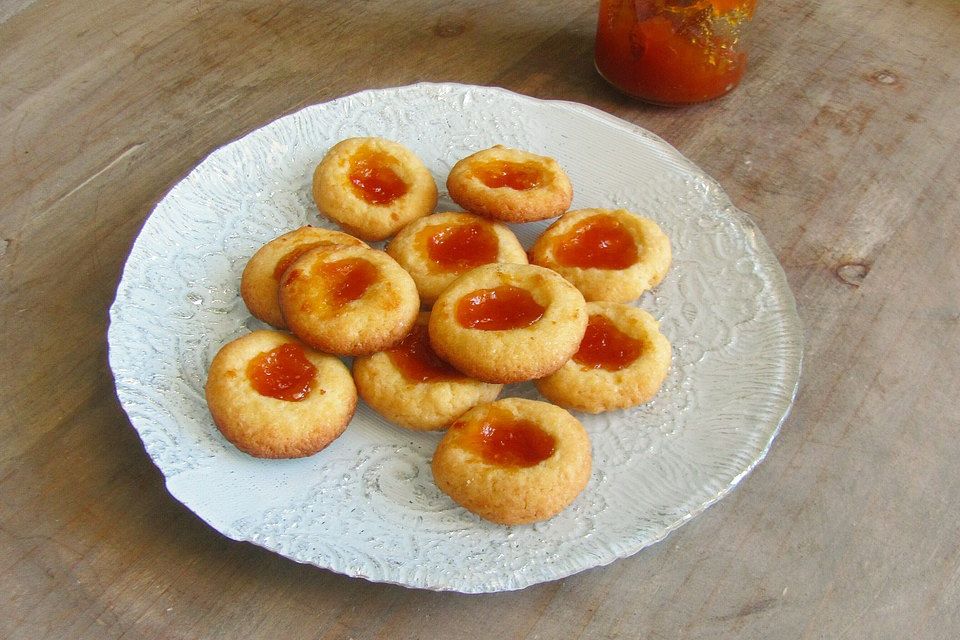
3;1;958;638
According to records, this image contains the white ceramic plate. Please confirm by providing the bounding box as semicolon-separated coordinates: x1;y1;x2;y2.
108;83;802;593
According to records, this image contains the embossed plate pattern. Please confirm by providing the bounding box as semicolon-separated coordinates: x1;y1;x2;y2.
108;83;802;593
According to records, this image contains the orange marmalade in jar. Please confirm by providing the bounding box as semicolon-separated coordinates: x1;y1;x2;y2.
595;0;757;105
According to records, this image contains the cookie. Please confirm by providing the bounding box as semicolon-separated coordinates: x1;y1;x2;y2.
312;137;438;241
431;398;592;525
240;226;368;328
385;211;528;305
535;302;672;413
352;313;502;431
278;244;419;356
530;208;671;303
204;330;357;458
446;145;573;222
428;263;588;383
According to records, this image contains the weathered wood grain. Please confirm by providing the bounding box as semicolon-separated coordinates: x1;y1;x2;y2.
2;0;958;638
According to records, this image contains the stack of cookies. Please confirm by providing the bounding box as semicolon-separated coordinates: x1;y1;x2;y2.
204;136;673;525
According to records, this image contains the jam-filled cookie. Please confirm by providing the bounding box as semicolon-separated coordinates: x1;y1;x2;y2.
205;330;357;458
446;145;573;223
278;244;419;356
431;398;592;525
428;263;587;383
313;137;438;241
385;211;528;305
352;313;502;431
240;226;368;328
530;208;671;303
535;302;671;413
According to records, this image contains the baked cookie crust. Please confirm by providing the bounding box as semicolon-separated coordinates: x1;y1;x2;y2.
446;145;572;222
428;263;587;383
385;211;527;305
352;313;502;431
240;226;367;328
205;330;357;458
535;302;672;413
530;208;671;303
313;137;438;241
278;245;419;356
431;398;592;525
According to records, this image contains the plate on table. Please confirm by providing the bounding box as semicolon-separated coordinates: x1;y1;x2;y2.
108;82;802;593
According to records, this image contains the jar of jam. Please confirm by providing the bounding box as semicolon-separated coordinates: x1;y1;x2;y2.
594;0;757;105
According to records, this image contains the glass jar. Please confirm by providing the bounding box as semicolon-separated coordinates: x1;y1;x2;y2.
595;0;757;106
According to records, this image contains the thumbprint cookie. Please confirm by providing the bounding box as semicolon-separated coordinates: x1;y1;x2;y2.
530;208;671;303
278;245;419;356
535;302;672;413
431;398;592;525
446;145;573;223
205;330;357;458
385;211;528;305
428;263;587;383
313;137;438;241
352;313;502;431
240;226;368;328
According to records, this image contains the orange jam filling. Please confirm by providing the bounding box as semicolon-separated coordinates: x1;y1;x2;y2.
420;222;499;273
246;342;317;401
552;215;639;270
455;285;545;330
454;406;556;467
472;160;545;190
272;241;334;280
386;324;464;383
316;257;378;308
348;148;409;205
573;314;643;371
